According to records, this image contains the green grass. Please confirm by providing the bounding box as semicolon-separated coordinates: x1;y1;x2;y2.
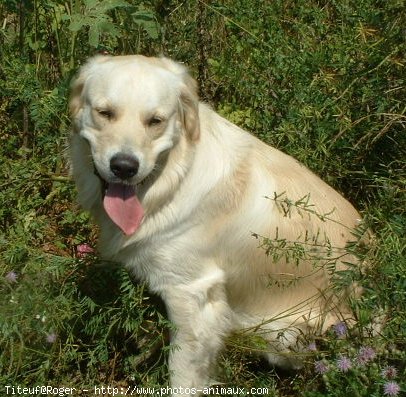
1;0;405;395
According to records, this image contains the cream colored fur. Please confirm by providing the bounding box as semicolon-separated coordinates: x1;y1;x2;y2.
69;55;361;393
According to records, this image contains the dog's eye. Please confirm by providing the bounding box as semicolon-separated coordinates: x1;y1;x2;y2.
148;116;163;127
96;109;114;119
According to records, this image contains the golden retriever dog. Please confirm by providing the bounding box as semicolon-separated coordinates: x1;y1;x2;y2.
69;55;361;392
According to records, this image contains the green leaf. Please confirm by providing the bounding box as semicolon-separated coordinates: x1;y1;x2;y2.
68;15;86;32
88;25;100;48
132;9;160;39
86;0;130;13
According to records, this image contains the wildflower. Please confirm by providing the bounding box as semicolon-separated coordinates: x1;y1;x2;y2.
9;296;18;304
5;271;18;283
381;366;398;379
35;314;47;323
46;332;57;344
315;360;329;374
383;381;400;396
76;243;94;258
336;355;352;372
356;346;376;366
307;342;317;351
333;321;347;337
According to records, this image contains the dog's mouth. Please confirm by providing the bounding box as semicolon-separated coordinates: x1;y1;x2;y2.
94;168;145;236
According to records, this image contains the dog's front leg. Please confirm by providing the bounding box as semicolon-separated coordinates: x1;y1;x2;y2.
162;269;232;395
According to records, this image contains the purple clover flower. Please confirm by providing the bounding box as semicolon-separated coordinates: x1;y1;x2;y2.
5;271;18;283
381;366;398;379
314;360;329;374
307;342;317;351
333;321;347;337
356;346;376;366
383;381;401;396
46;332;57;344
336;355;352;372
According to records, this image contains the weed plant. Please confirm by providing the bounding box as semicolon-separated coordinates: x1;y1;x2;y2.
1;0;405;395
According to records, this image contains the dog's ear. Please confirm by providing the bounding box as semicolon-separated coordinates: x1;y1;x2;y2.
159;58;200;141
69;55;111;130
69;72;85;124
179;73;200;141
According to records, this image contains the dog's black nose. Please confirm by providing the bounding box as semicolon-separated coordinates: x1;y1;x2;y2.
110;153;139;180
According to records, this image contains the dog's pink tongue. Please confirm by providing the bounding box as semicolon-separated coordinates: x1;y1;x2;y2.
103;183;144;235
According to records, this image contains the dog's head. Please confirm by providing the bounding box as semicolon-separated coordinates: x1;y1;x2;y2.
69;55;200;183
69;55;200;234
